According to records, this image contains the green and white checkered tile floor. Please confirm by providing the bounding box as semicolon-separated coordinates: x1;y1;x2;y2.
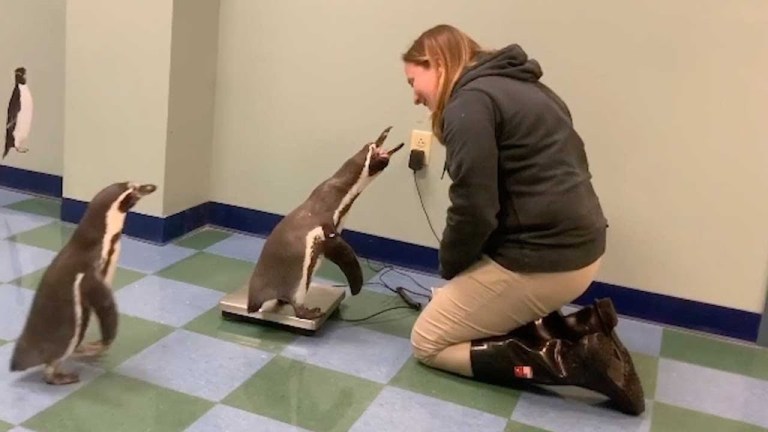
2;187;768;431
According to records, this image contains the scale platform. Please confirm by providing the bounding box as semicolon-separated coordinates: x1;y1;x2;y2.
219;282;347;336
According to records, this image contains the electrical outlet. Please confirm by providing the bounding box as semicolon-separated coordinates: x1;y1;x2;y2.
410;129;432;165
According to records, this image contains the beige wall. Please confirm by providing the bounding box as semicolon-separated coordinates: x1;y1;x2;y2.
163;0;219;215
64;0;173;215
210;0;768;312
0;0;65;176
63;0;218;217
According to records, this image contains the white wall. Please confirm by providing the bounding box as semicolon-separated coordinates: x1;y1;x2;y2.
0;0;65;176
210;0;768;313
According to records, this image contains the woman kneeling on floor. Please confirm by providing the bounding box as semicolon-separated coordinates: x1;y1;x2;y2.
401;24;644;416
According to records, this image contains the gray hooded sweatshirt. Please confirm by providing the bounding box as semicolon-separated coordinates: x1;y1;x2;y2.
438;43;607;279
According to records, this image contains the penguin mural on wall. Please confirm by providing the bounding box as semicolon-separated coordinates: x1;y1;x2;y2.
247;126;405;320
4;67;33;158
10;182;157;385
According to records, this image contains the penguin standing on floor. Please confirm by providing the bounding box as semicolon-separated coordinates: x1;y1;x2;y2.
247;126;405;319
4;67;33;158
10;182;157;385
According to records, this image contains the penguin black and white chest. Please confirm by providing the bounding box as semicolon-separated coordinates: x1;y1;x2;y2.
247;126;405;320
10;182;157;385
4;67;33;159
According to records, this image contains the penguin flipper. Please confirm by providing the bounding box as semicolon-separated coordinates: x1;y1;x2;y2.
81;271;118;347
3;130;12;159
321;223;364;295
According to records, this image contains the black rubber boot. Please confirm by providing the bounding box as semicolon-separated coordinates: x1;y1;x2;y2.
543;297;641;413
470;309;645;415
510;298;619;342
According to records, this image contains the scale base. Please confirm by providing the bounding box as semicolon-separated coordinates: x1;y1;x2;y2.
219;283;347;336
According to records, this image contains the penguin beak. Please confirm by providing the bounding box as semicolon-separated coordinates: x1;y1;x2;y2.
386;142;405;156
371;126;403;159
374;126;393;148
135;184;157;197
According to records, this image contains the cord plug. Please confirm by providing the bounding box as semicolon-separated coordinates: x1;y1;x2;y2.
408;149;425;171
396;286;422;311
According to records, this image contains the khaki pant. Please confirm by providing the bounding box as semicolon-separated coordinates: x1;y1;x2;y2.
410;254;602;376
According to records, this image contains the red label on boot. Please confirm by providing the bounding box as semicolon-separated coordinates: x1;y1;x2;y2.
514;366;533;379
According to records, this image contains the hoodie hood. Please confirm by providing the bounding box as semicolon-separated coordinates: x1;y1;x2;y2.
453;44;543;93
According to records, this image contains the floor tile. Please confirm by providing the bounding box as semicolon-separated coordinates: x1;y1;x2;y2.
650;401;766;432
0;285;35;341
8;221;74;252
632;352;659;400
117;237;196;273
173;228;232;250
81;313;175;370
116;329;274;402
155;252;253;293
389;356;520;418
5;197;61;219
0;208;53;240
223;355;382;432
184;306;297;353
614;317;664;357
22;372;213;432
655;358;768;428
366;264;443;297
505;421;551;432
315;256;381;286
661;328;768;381
0;343;105;425
185;404;310;432
332;289;420;339
511;391;652;432
115;275;224;327
0;188;31;207
0;241;56;283
349;386;508;432
204;232;265;263
111;267;148;289
281;322;412;384
12;266;145;291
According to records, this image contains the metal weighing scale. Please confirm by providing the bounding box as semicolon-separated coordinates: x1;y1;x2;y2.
219;282;347;336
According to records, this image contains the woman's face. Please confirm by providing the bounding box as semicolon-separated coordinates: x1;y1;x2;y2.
404;61;439;112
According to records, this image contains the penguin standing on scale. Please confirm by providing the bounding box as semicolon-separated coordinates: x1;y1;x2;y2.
247;126;405;319
4;67;33;159
10;182;157;385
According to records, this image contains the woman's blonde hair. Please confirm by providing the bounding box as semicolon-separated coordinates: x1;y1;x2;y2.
402;24;489;141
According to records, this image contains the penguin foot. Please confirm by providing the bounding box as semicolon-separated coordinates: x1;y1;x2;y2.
44;365;80;385
294;305;325;320
73;341;109;358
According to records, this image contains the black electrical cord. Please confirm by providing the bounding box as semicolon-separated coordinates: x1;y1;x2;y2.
337;305;417;323
412;171;442;244
331;169;445;323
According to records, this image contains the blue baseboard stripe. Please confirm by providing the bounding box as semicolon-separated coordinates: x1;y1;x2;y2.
62;198;208;244
573;282;761;342
0;165;62;198
4;171;762;344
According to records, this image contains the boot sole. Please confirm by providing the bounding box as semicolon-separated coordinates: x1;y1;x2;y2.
582;333;645;416
594;299;644;414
